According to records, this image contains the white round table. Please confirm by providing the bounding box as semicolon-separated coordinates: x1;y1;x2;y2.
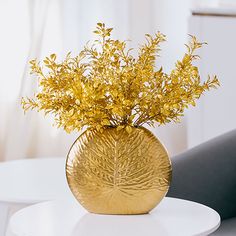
7;197;220;236
0;158;69;235
0;158;69;204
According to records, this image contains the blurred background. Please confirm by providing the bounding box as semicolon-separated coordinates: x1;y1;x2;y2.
0;0;235;161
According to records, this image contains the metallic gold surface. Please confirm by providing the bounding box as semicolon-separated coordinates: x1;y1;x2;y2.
66;127;171;215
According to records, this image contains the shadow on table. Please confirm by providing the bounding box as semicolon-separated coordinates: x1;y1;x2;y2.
71;212;168;236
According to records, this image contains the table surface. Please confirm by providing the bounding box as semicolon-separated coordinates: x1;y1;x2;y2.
7;197;220;236
0;158;69;204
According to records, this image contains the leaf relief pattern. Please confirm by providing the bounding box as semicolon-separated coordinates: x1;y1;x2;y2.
66;127;171;214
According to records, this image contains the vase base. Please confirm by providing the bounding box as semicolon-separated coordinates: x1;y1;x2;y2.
88;210;150;215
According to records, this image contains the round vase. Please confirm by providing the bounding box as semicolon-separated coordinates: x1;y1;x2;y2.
66;127;172;215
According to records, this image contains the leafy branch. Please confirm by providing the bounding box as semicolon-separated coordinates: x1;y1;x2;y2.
22;23;219;133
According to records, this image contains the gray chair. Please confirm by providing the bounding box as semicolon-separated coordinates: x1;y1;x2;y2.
167;129;236;235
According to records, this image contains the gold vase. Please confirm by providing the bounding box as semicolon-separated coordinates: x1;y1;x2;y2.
66;127;171;215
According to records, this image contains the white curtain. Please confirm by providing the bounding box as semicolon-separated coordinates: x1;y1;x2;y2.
0;0;76;161
0;0;192;161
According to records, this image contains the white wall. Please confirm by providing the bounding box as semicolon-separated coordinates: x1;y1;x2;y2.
188;12;236;147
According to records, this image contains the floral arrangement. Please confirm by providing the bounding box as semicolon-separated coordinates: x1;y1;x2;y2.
22;23;219;133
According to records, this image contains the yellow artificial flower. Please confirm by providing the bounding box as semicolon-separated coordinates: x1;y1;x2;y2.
21;23;219;133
